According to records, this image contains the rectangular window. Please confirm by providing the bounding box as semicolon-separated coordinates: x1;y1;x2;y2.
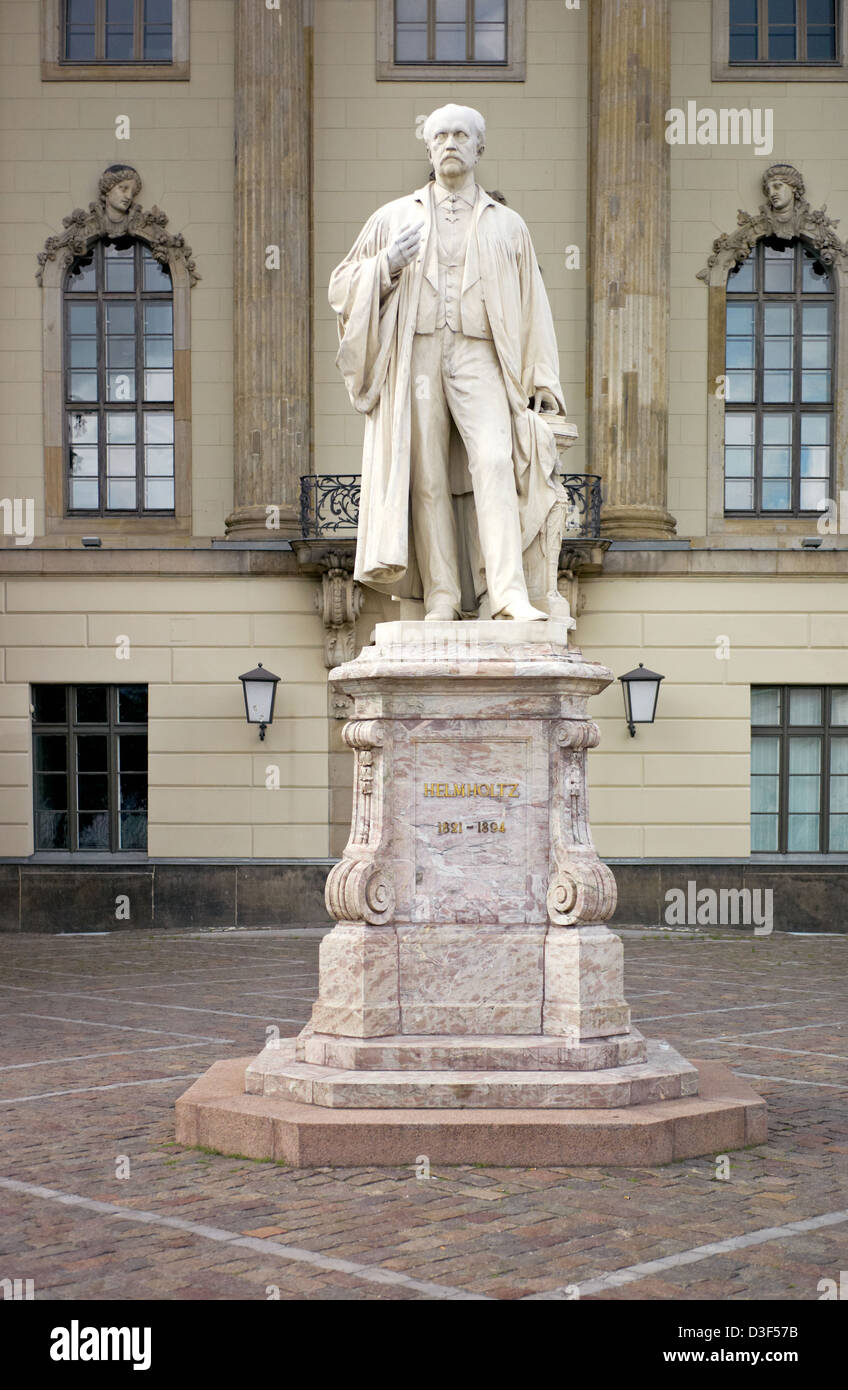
751;686;848;853
378;0;525;80
32;684;148;852
724;241;834;516
714;0;846;79
64;0;172;63
42;0;188;80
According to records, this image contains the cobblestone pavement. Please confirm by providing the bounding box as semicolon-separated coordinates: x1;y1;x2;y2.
0;926;845;1301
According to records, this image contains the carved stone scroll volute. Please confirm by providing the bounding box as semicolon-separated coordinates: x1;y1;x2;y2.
547;719;617;926
324;720;395;926
314;551;364;671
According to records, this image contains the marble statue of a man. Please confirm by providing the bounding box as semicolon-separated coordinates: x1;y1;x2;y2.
328;104;567;621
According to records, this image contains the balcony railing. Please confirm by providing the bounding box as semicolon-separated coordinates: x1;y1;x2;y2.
300;472;602;541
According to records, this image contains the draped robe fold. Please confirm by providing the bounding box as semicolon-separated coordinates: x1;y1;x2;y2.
328;183;566;601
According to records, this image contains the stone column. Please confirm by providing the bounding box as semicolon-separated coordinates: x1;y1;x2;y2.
588;0;676;539
226;0;312;538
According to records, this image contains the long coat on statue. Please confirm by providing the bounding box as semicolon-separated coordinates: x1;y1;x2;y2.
328;183;566;604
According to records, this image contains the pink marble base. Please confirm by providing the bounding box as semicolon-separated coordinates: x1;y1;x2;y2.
245;1038;697;1109
298;1027;649;1072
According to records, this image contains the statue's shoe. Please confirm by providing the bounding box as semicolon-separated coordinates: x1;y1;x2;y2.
494;602;548;622
424;607;459;621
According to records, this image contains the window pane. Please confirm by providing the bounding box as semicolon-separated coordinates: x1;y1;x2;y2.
762;414;791;443
71;479;99;509
803;304;830;335
802;253;831;291
33;686;67;723
763;337;792;368
106;335;135;369
107;371;136;402
787;814;819;850
78;812;109;849
728;253;756;290
801;372;830;402
800;478;829;510
107;479;137;509
801;414;829;444
69;373;98;402
726;372;755;402
752;737;780;774
725;447;754;477
789;691;822;726
69;413;98;444
145;445;173;476
37;811;69;850
144;477;175;509
727;339;755;368
70;446;97;477
76;686;108;723
144;370;173;401
78;733;108;772
395;25;428;60
37;773;68;810
104;243;135;291
106;303;135;335
830;690;848;726
475;25;505;60
752;687;781;724
118;686;148;722
143;251;172;290
725;413;755;444
67;257;96;292
727;303;755;334
78;774;109;811
725;478;754;509
752;775;779;813
108;446;136;476
762;448;791;477
120;813;148;850
119;733;148;772
763;245;794;291
763;372;793;403
35;734;67;771
144;412;174;443
762;479;791;509
144;336;173;367
764;304;793;335
829;814;848;851
751;814;778;850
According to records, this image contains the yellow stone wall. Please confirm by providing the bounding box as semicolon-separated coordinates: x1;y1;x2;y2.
0;574;330;857
0;0;235;539
669;0;848;538
580;573;848;858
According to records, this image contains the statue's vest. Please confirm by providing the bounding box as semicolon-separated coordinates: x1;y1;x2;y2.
414;204;493;341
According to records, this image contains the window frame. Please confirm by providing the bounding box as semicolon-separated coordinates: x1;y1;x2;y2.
41;0;189;81
377;0;526;81
751;685;848;855
704;236;848;540
723;239;836;518
31;684;149;856
64;239;177;519
712;0;848;80
42;232;192;538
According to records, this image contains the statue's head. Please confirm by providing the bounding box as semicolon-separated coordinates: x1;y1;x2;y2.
422;105;486;182
762;163;804;212
99;164;142;216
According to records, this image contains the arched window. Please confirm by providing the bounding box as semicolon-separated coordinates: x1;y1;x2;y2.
723;238;835;515
65;238;175;515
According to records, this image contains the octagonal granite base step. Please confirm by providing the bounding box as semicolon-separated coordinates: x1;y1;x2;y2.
175;1058;766;1167
245;1038;698;1109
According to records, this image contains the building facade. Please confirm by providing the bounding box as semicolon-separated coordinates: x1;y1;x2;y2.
1;0;847;933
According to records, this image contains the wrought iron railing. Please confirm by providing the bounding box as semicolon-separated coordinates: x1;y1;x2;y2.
300;472;602;540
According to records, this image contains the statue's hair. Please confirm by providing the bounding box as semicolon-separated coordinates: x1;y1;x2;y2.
99;164;142;198
762;164;805;200
421;105;486;155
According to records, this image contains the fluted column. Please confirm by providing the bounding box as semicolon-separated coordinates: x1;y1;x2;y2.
588;0;676;539
226;0;312;538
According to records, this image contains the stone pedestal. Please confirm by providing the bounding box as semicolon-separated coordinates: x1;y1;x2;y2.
177;622;765;1163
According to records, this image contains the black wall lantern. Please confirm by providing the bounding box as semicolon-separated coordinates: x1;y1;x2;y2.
618;663;665;737
238;662;280;741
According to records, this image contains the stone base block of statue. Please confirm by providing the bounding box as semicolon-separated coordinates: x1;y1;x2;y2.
177;624;765;1165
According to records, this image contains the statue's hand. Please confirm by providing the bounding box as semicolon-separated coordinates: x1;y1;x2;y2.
532;388;558;414
387;221;424;277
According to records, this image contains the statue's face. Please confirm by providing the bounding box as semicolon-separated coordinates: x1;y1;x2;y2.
426;117;481;180
106;179;136;214
765;177;794;211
